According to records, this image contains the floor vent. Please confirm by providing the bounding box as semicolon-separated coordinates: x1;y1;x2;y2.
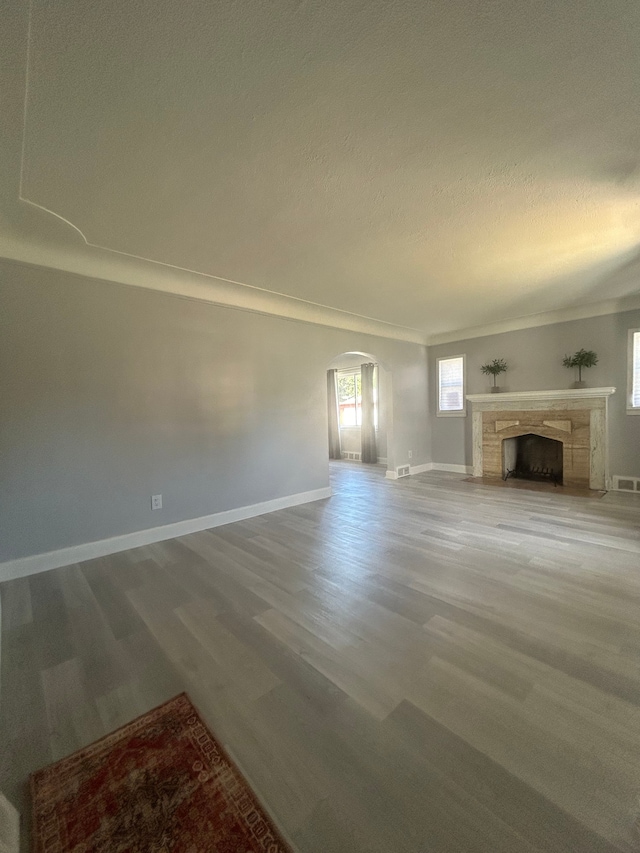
342;451;361;461
612;475;640;492
396;465;410;478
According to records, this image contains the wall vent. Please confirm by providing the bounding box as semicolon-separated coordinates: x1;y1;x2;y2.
342;451;361;461
612;476;640;492
397;465;410;478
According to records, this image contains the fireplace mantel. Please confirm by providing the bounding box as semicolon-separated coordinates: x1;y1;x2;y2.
467;387;616;404
467;387;616;489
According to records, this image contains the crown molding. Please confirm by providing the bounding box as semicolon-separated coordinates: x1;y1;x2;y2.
0;223;427;345
6;0;639;351
7;9;425;349
425;295;640;346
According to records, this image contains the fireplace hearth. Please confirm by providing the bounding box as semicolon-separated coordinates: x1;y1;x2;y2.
503;434;563;485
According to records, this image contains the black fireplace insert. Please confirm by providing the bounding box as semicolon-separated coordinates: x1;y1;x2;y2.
502;434;563;485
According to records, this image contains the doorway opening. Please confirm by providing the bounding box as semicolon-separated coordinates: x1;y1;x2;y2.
326;352;390;471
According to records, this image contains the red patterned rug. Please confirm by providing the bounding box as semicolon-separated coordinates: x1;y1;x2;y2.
31;693;292;852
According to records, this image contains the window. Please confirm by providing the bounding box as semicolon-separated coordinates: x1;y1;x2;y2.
628;329;640;414
336;367;378;428
437;355;466;416
337;369;361;426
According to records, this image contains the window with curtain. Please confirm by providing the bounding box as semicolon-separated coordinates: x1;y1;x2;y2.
437;355;466;416
336;367;378;427
629;329;640;413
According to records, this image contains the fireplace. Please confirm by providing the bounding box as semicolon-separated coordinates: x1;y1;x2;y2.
467;388;616;491
502;434;563;484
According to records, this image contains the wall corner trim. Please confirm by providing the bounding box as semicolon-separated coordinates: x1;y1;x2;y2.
0;487;332;582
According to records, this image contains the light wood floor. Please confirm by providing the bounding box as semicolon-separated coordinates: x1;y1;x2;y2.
2;463;640;852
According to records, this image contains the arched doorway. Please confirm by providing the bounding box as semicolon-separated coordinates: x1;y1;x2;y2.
326;352;393;476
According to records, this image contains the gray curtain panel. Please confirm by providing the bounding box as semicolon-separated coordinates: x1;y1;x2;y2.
360;363;377;464
327;369;342;459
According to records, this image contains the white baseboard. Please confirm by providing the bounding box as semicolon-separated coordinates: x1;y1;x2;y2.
341;451;361;461
409;463;431;475
386;461;472;480
387;463;428;479
429;462;473;475
339;453;388;465
0;486;332;582
386;464;411;479
611;475;640;493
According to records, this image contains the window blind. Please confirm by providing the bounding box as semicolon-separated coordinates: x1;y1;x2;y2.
439;356;464;411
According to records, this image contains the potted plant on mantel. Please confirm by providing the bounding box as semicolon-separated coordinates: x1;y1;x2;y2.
480;358;508;393
562;349;598;388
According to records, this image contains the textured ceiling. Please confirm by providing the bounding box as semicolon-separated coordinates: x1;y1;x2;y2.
11;0;640;336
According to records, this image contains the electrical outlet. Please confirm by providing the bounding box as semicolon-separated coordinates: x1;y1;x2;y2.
151;494;162;510
408;450;413;459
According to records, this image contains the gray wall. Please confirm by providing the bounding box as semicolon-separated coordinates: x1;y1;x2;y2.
428;309;640;477
0;260;429;562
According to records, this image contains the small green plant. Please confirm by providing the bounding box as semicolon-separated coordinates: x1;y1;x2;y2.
562;349;598;382
480;358;508;388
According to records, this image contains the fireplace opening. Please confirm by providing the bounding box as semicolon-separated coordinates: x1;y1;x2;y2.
502;434;563;485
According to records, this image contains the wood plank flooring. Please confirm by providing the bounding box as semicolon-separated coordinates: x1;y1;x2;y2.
2;463;640;852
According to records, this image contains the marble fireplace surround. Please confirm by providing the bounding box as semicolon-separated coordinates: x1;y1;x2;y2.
467;388;616;490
